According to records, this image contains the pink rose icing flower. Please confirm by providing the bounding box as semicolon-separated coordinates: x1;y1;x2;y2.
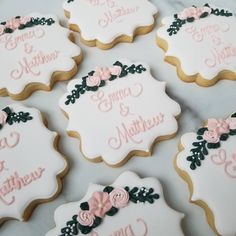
226;117;236;130
0;24;5;35
94;67;111;81
109;188;129;208
203;130;220;143
109;66;122;76
6;17;21;30
178;6;212;20
207;118;230;135
86;75;101;87
88;192;112;218
77;210;95;226
0;110;8;126
19;16;31;25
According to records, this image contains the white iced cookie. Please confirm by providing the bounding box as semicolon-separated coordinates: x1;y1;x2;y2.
176;112;236;235
157;4;236;86
63;0;157;49
46;171;184;236
59;59;181;167
0;104;68;224
0;13;82;100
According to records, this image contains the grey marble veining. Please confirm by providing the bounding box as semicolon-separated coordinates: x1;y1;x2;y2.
0;0;236;236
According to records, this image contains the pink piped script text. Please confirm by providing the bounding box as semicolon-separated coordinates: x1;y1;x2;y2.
0;167;45;206
91;218;148;236
108;113;164;150
90;83;143;113
10;49;60;80
0;26;61;80
184;21;236;68
85;0;139;28
185;22;230;43
0;27;45;50
0;131;20;150
210;148;236;178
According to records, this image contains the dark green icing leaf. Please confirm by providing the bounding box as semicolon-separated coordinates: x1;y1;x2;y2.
229;129;236;135
59;186;160;234
167;4;233;36
80;202;89;211
2;107;33;126
197;127;208;135
103;186;114;193
231;112;236;118
106;206;118;216
220;133;229;141
60;215;79;236
65;61;147;105
1;16;55;35
207;142;220;149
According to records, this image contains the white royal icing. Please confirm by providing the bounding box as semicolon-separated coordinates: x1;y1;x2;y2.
63;0;157;44
0;13;81;96
157;5;236;82
0;104;67;222
176;115;236;236
59;59;181;166
46;171;184;236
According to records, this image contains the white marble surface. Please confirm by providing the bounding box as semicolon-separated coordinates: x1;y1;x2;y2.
0;0;236;235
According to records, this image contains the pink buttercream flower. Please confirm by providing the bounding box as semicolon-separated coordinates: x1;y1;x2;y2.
86;75;101;87
77;210;95;226
88;192;112;218
226;117;236;130
0;111;8;126
0;24;5;35
94;67;111;81
178;6;211;20
109;188;129;208
109;66;122;76
19;16;31;25
207;118;230;135
6;17;21;30
203;130;220;143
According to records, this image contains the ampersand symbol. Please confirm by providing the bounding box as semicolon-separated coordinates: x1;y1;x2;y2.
24;43;34;54
211;34;222;46
119;103;134;117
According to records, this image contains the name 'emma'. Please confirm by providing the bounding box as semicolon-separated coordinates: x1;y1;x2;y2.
108;113;164;150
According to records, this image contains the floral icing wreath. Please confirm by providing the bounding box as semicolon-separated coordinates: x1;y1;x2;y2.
167;4;233;36
65;61;146;105
0;107;33;130
187;112;236;170
60;185;159;235
0;16;55;35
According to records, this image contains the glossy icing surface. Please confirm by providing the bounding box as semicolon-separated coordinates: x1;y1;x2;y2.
46;171;184;236
0;104;67;222
157;5;236;81
176;114;236;236
59;59;181;166
0;13;81;95
63;0;157;44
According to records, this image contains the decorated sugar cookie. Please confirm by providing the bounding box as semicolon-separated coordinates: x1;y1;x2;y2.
46;171;184;236
0;13;82;100
59;59;181;167
157;4;236;86
175;112;236;235
63;0;157;49
0;104;68;224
